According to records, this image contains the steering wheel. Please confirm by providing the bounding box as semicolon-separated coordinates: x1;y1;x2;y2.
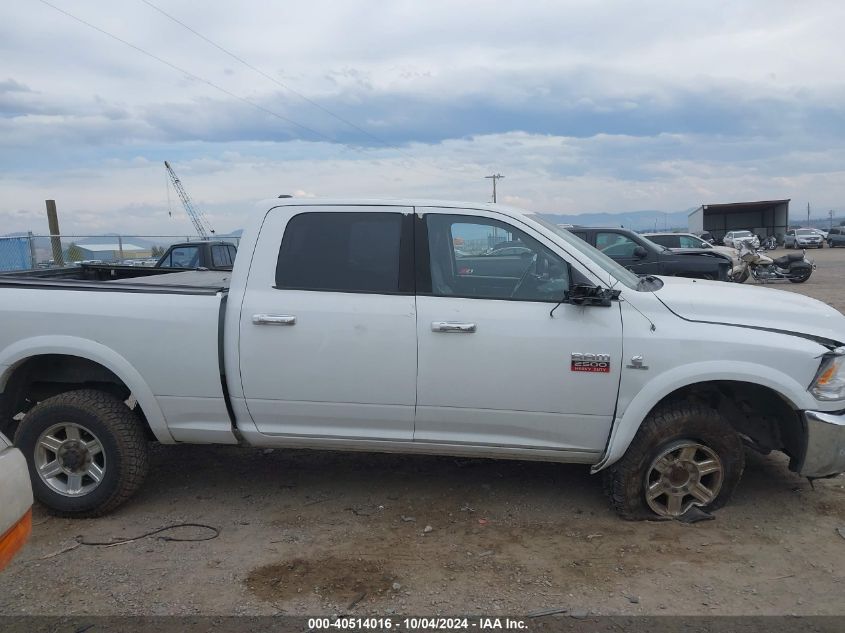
510;254;538;298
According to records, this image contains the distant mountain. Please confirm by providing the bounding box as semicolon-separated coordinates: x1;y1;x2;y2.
537;210;691;232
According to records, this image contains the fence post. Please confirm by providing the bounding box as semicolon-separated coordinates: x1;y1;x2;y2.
27;231;36;269
45;200;65;267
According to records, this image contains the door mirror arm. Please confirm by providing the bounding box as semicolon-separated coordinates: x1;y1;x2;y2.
551;284;620;316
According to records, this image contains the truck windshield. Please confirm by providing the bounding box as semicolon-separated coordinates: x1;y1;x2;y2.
530;217;641;290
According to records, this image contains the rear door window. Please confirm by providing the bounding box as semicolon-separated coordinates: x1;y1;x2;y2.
211;245;234;268
276;212;406;293
647;235;678;248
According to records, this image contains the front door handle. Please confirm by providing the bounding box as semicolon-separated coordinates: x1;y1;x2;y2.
253;314;296;326
431;321;477;333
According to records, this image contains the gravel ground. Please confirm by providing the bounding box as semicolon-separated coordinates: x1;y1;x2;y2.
1;245;844;617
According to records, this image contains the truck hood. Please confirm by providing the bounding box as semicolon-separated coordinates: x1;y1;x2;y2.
651;276;845;348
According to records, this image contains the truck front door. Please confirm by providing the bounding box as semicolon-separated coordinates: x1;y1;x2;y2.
238;206;417;440
414;208;623;454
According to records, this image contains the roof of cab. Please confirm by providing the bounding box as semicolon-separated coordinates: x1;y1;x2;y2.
256;197;536;218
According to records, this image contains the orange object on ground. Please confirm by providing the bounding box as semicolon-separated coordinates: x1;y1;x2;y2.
0;508;32;570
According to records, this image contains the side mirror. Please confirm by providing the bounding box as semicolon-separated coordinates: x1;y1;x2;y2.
564;283;619;307
633;246;647;258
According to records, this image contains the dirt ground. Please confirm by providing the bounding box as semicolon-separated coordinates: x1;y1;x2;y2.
1;246;844;617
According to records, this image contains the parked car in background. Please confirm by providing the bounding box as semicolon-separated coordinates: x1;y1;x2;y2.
827;227;845;248
723;230;760;249
484;245;533;257
570;227;731;280
0;432;32;570
785;229;824;249
810;228;828;240
692;231;716;244
644;232;740;274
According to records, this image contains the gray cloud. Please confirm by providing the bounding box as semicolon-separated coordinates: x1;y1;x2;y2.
1;0;844;233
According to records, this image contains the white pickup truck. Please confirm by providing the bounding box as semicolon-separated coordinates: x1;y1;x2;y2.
1;199;844;520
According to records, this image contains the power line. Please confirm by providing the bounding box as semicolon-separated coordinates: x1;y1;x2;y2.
37;0;343;144
138;0;455;180
36;0;460;183
141;0;390;148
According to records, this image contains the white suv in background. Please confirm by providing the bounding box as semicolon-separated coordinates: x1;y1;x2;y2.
723;230;760;249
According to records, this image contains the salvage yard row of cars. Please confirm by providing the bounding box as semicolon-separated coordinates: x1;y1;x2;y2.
1;198;844;533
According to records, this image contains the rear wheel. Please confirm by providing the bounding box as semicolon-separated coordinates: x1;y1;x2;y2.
603;401;744;520
788;268;812;283
15;389;149;517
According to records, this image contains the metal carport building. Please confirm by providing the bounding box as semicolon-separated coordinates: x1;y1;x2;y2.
688;199;790;243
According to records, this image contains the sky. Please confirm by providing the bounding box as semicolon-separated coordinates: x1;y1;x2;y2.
1;0;844;236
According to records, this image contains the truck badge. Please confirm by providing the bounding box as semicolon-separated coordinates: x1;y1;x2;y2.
571;353;611;373
626;355;649;370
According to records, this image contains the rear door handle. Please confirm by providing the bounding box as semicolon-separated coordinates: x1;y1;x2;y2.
431;321;477;333
253;314;296;326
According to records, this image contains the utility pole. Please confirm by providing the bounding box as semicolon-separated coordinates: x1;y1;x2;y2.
45;199;64;267
807;202;810;226
830;209;835;230
484;173;505;203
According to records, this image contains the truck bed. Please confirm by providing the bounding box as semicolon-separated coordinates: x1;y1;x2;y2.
108;270;231;289
0;267;229;294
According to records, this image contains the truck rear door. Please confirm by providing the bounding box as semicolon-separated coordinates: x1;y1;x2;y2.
238;205;417;440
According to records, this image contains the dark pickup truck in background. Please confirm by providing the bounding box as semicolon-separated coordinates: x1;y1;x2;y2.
569;227;732;280
2;240;237;282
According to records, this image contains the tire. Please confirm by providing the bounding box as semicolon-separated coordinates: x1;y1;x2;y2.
0;394;16;438
603;401;745;520
788;269;812;283
14;389;149;517
731;267;750;284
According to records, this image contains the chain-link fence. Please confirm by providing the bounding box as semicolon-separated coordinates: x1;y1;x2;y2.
0;234;240;272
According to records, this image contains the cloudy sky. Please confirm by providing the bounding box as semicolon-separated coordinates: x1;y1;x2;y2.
2;0;844;235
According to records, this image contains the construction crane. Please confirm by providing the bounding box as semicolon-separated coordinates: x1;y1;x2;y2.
164;160;215;239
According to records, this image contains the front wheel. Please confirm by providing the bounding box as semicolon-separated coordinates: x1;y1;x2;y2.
14;389;149;517
603;401;745;520
730;267;749;283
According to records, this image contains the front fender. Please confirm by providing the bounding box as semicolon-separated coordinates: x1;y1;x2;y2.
592;360;814;472
0;335;174;444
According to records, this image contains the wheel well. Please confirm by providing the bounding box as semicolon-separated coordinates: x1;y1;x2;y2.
653;380;805;469
0;354;155;440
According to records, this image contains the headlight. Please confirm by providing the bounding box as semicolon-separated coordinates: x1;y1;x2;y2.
809;347;845;400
